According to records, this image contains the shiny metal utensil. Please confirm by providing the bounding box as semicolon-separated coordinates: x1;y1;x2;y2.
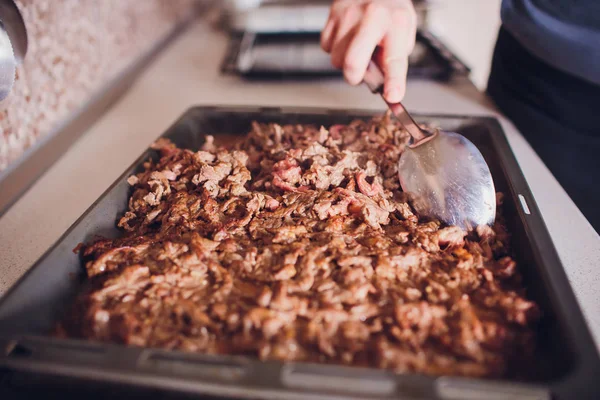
0;0;27;101
0;0;27;62
363;61;496;230
0;20;15;101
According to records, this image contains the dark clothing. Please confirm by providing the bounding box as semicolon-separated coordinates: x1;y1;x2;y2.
530;0;600;29
487;27;600;234
502;0;600;86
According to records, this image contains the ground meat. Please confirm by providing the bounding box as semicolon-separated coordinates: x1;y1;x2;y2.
57;111;539;379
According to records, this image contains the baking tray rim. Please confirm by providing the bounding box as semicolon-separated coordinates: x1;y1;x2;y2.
0;335;553;400
0;105;598;399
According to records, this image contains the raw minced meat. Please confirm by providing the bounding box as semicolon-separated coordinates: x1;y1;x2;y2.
57;112;539;378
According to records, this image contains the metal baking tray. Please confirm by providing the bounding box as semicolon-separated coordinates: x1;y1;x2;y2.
0;106;598;400
220;30;470;81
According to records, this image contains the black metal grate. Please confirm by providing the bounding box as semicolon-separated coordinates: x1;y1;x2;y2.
220;30;470;81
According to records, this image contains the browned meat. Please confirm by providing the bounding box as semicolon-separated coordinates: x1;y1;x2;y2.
57;112;539;379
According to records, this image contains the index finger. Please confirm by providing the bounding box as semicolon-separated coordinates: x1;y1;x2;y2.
343;4;391;85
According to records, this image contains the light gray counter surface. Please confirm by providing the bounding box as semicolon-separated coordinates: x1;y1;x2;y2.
1;20;599;350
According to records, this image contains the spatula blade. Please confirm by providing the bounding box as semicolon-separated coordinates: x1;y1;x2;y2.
398;130;496;230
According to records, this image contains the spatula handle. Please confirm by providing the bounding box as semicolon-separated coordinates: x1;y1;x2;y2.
363;59;428;143
363;59;386;94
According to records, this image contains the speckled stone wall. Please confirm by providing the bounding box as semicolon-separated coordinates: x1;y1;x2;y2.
0;0;197;171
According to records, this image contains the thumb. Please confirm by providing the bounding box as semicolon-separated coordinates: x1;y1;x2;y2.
379;12;412;103
382;57;408;103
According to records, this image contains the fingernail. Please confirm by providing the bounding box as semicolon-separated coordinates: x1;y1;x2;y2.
344;69;359;85
385;88;401;102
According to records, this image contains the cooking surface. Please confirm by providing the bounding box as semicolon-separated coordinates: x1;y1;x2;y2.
0;11;598;359
0;0;196;171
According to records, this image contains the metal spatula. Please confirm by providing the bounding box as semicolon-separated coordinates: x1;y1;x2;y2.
363;61;496;230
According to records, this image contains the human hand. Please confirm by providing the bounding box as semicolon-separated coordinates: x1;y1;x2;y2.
321;0;417;102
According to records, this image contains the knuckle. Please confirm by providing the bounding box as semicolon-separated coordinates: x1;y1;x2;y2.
331;0;346;16
342;3;360;18
364;2;387;20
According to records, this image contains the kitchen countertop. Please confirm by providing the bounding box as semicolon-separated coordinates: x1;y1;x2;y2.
0;16;599;353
